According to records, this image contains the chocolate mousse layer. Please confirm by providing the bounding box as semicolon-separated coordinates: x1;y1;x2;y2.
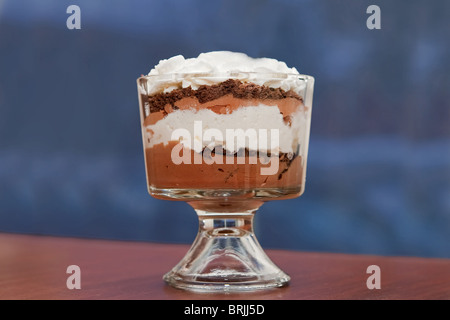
143;79;303;113
145;142;303;190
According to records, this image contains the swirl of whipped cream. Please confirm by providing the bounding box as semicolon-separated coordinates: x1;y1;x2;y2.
144;51;305;95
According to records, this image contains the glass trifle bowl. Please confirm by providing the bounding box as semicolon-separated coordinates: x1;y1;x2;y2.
136;52;314;292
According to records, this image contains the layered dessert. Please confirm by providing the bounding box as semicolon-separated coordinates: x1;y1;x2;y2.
137;51;312;197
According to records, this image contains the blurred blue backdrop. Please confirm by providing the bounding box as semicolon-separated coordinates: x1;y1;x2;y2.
0;0;449;258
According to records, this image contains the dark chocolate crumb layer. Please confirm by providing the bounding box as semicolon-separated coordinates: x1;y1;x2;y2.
199;146;297;181
146;79;302;113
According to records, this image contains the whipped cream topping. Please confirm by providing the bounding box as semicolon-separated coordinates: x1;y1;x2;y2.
144;51;305;95
144;105;310;156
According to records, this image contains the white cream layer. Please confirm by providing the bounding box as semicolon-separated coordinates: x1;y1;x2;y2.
145;51;305;95
144;105;310;155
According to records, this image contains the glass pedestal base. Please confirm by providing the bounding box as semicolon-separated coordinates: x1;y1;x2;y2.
163;210;290;293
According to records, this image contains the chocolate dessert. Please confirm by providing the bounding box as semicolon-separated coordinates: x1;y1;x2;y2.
137;51;312;198
136;51;315;292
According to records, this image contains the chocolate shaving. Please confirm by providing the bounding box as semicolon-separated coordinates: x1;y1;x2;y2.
224;168;239;183
277;153;296;180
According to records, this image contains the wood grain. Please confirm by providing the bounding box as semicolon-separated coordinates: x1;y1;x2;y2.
0;233;448;300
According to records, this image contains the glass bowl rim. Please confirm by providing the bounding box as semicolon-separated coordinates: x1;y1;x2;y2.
137;72;314;82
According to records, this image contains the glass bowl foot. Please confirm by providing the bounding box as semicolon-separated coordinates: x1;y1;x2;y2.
163;209;290;293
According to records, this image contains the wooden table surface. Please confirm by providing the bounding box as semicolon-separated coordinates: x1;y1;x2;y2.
0;233;448;300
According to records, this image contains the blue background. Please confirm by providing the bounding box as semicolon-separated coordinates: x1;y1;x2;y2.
0;0;449;258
